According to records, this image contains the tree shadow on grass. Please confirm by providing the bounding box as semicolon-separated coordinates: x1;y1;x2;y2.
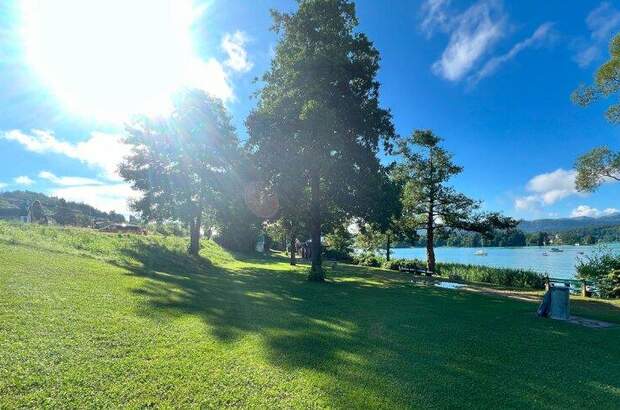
115;242;620;408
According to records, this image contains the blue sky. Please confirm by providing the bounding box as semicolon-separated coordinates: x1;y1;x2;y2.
0;0;618;219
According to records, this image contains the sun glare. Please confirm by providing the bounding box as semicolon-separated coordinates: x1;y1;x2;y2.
20;0;202;122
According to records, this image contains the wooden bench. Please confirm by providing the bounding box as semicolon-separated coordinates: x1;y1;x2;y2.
398;265;434;276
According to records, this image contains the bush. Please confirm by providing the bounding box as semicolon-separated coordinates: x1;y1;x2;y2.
353;253;384;267
381;258;425;271
435;263;545;289
576;249;620;298
323;248;353;263
380;257;545;289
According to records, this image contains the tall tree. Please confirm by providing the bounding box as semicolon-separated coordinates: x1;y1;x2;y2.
573;33;620;192
355;168;417;261
247;0;395;281
120;90;241;256
397;130;516;273
54;198;75;226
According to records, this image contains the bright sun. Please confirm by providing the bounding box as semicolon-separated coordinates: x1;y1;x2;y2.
20;0;202;121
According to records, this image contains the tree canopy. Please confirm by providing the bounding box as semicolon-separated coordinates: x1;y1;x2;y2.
572;33;620;124
396;130;516;272
247;0;395;280
120;89;241;255
572;33;620;194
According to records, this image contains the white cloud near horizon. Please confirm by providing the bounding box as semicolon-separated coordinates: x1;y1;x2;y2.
573;2;620;68
37;171;136;216
571;205;619;218
50;182;137;216
429;0;505;81
514;169;579;212
469;22;554;85
38;171;103;187
14;176;34;186
222;31;253;73
1;130;130;181
2;130;137;215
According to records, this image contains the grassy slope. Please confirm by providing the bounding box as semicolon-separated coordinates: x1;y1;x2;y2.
1;223;619;408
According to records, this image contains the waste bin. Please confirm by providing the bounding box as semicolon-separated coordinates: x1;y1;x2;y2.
548;286;570;320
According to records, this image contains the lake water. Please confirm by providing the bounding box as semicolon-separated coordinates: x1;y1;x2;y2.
391;243;620;279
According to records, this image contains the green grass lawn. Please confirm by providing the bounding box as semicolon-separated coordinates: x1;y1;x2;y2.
1;223;619;408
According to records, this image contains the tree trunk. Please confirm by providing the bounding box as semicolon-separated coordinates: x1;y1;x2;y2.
289;235;297;266
189;213;201;256
426;205;435;275
308;167;324;281
386;233;391;262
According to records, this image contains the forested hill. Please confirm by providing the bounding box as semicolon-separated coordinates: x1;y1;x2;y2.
0;190;125;223
518;213;620;233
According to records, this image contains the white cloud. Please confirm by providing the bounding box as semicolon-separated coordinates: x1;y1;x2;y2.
420;0;453;38
14;176;34;186
587;2;620;41
50;183;137;216
186;57;235;103
527;169;577;205
573;2;620;68
1;130;130;180
431;0;505;81
514;195;540;211
38;171;102;186
469;22;554;85
571;205;619;218
514;168;578;211
36;170;137;216
222;31;253;73
0;182;7;189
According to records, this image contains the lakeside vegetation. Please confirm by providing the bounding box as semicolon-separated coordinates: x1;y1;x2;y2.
1;222;619;408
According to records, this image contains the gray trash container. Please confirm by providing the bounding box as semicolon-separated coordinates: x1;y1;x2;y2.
549;286;570;320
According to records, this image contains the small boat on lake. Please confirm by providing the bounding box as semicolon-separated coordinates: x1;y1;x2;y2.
474;250;488;256
550;247;563;253
542;252;549;256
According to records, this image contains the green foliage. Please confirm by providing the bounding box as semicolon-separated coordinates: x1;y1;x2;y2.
572;33;620;124
120;89;242;255
396;130;517;271
381;258;544;288
247;0;395;278
353;253;383;267
435;263;546;289
324;224;354;256
53;198;76;226
29;200;46;224
574;146;620;192
576;248;620;298
572;34;620;195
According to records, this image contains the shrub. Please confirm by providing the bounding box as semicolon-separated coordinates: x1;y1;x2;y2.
576;248;620;298
354;253;384;267
380;257;545;289
435;263;545;289
381;258;425;271
323;248;353;263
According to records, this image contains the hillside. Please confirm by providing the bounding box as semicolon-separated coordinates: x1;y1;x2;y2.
1;222;619;408
519;213;620;233
0;190;124;223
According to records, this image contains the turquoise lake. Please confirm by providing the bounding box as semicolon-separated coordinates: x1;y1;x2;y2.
391;243;620;279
